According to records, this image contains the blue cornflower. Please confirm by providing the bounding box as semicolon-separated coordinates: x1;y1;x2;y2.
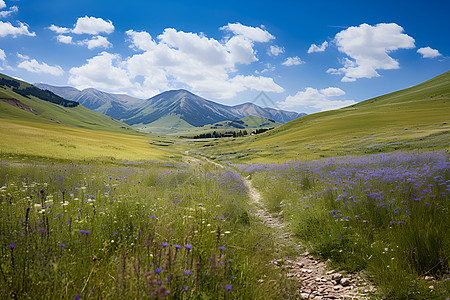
185;244;192;250
162;242;168;247
224;284;232;290
155;268;163;274
184;270;191;276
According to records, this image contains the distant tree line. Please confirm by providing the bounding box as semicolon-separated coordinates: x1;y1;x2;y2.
192;127;274;139
0;78;20;89
12;87;79;107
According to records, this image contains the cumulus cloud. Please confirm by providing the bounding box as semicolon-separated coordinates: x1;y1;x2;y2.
72;16;114;35
18;57;64;76
268;45;284;56
279;87;355;112
56;35;73;44
0;21;35;37
417;46;442;58
327;23;415;82
0;5;18;18
68;52;132;91
78;35;111;49
0;48;5;60
70;25;284;99
49;17;114;48
0;0;5;9
282;56;304;66
308;41;328;53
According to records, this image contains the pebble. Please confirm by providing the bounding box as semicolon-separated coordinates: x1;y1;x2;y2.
341;278;351;287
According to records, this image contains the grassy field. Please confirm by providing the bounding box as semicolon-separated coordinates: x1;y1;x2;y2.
0;118;181;162
1;71;449;299
193;71;449;164
242;151;449;299
0;159;297;299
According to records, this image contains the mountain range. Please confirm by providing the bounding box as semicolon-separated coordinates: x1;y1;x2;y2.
34;83;306;133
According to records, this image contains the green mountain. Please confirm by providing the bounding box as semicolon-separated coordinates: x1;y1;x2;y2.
196;71;450;163
0;73;137;135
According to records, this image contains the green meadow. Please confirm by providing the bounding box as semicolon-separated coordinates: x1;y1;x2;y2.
0;71;449;299
192;71;449;164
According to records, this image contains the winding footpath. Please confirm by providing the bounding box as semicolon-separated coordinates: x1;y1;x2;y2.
243;178;375;300
186;151;375;299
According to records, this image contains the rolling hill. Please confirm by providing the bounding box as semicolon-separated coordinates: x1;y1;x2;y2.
0;73;177;162
194;71;450;163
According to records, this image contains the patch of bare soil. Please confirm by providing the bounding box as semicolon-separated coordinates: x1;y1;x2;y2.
1;98;34;113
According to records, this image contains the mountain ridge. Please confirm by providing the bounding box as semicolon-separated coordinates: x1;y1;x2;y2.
34;84;306;131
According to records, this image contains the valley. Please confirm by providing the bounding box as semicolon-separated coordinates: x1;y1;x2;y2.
0;71;449;299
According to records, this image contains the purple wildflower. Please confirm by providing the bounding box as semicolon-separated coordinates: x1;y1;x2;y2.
162;242;168;247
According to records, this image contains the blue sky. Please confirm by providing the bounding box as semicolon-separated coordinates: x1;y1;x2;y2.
0;0;449;113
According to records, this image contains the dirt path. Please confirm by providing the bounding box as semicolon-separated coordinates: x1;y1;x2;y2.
244;178;375;299
189;153;375;299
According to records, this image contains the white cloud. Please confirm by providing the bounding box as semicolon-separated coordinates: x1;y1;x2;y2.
122;25;283;98
279;87;355;112
0;48;5;60
0;21;35;37
269;45;284;56
0;5;18;18
220;22;274;42
48;24;70;34
69;52;132;91
126;30;156;51
327;23;415;82
417;46;442;58
308;41;328;53
18;57;64;76
282;56;304;66
56;35;73;44
0;0;5;9
72;16;114;35
70;25;284;99
78;35;111;49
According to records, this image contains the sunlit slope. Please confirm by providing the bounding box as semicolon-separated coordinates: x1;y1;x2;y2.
0;118;176;161
0;73;181;162
0;73;137;135
198;71;450;163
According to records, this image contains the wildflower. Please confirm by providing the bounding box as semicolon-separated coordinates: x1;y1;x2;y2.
185;244;192;250
155;268;163;274
224;284;232;290
59;244;66;247
174;244;181;249
75;296;81;300
162;242;168;247
114;231;118;235
184;270;191;276
183;285;188;291
219;246;225;251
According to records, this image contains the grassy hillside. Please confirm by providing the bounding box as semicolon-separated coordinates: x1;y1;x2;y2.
0;73;183;162
194;71;450;163
0;73;137;135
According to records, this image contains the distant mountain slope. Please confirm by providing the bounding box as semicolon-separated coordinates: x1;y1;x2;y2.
34;83;144;119
122;89;305;129
197;71;450;163
1;73;137;134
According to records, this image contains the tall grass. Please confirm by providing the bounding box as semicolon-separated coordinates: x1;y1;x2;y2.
247;151;450;299
0;160;295;299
